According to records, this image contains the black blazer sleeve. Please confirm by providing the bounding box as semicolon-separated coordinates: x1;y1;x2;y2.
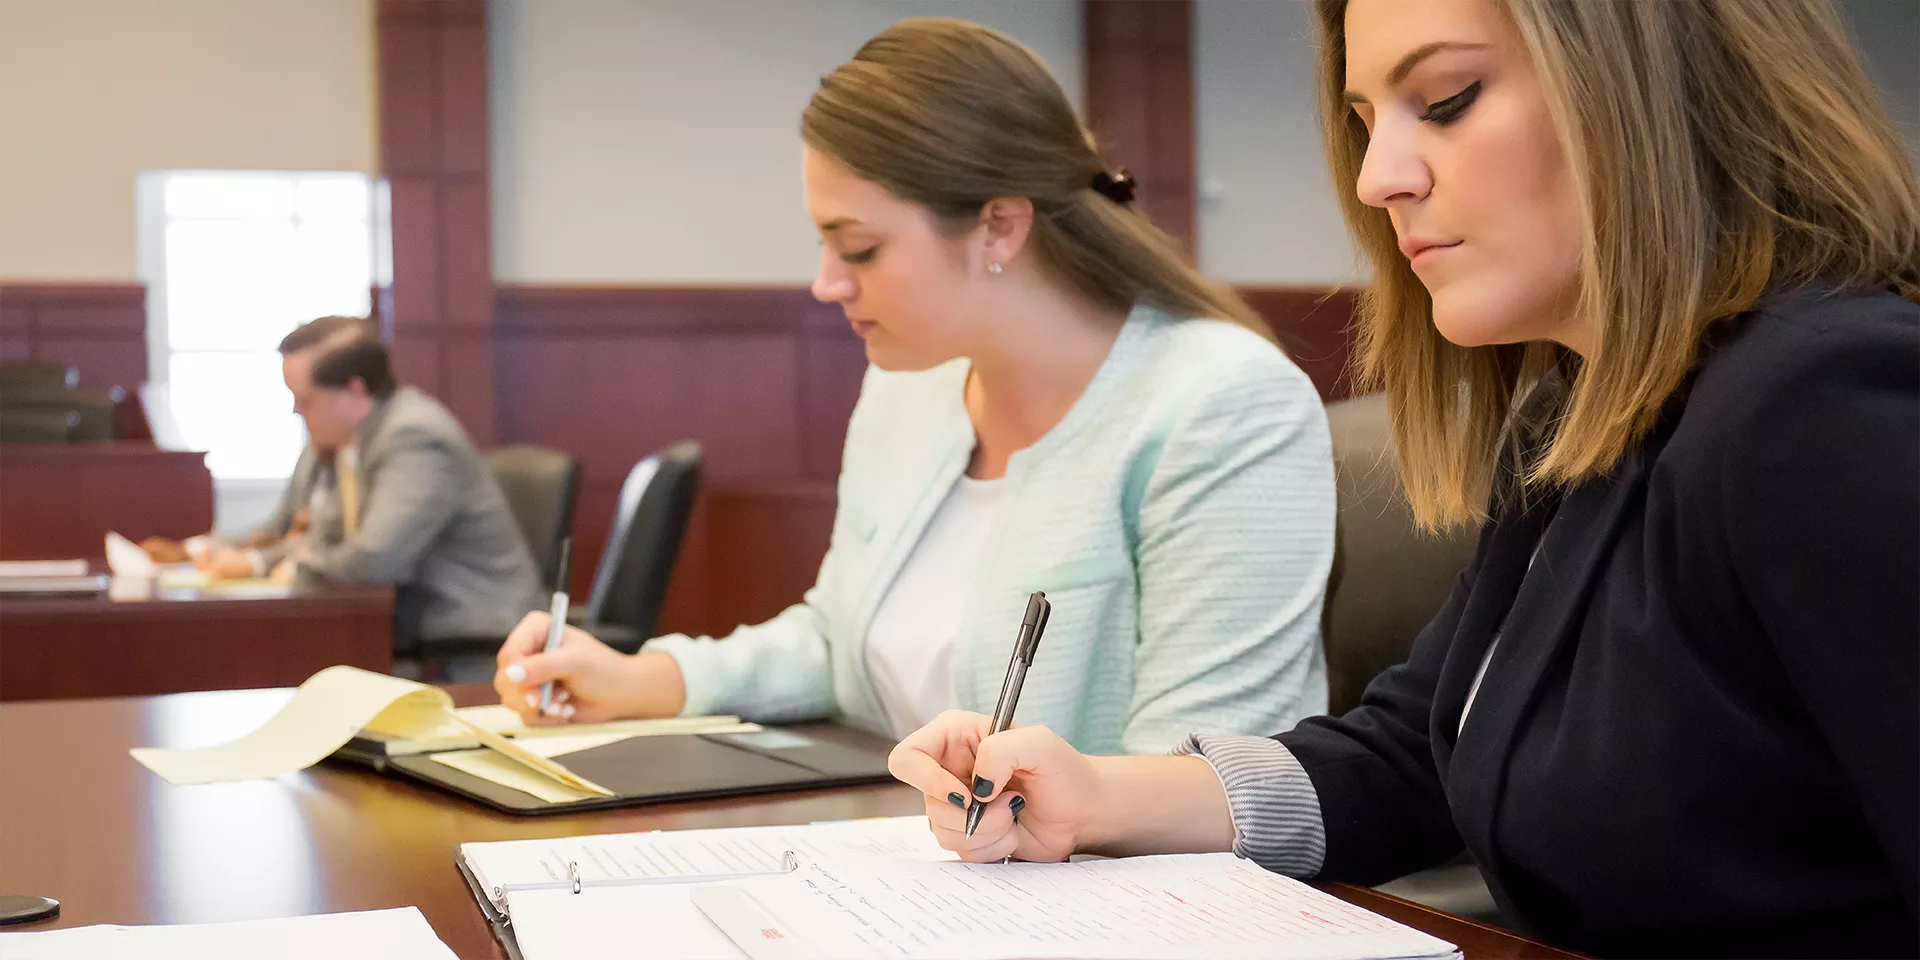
1717;301;1920;920
1275;527;1491;883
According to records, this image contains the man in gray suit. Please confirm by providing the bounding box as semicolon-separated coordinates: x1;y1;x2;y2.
146;315;542;642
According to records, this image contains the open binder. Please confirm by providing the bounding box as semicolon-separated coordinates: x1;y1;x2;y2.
454;822;1463;960
455;818;956;959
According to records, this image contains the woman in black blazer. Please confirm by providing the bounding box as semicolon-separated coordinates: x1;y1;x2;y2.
887;0;1919;956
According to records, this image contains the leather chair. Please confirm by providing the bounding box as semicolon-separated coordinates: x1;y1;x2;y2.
0;382;119;443
572;441;703;654
0;408;77;444
483;445;581;592
1321;393;1509;925
405;445;581;675
0;360;77;390
1322;393;1480;714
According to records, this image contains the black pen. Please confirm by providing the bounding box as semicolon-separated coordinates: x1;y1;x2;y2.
965;591;1051;838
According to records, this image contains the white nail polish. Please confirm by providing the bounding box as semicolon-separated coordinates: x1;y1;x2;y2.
561;704;576;719
525;692;538;708
505;664;527;684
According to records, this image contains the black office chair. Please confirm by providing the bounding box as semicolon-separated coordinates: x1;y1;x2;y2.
483;445;581;592
0;360;77;390
1321;394;1508;926
0;407;78;444
407;445;581;676
572;441;703;653
0;382;120;443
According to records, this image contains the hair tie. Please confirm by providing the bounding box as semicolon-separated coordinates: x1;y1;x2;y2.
1090;168;1137;206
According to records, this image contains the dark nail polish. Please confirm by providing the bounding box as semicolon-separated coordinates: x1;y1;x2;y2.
1008;795;1025;822
972;776;994;799
947;791;966;809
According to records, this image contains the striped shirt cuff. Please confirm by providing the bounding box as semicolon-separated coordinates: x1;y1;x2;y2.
1173;734;1327;877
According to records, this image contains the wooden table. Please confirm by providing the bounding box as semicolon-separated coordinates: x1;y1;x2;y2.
0;685;1581;959
0;582;393;701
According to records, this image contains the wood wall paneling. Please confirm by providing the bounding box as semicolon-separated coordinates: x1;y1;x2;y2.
0;445;213;560
0;284;148;392
1083;1;1196;249
1243;286;1361;402
490;284;1357;641
493;286;868;639
376;0;496;446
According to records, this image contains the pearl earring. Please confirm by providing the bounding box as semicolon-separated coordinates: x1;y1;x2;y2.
987;262;1003;275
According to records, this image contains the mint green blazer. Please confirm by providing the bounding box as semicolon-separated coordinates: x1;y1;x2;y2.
650;307;1334;754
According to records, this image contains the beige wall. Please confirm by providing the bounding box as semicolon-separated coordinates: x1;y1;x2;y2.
0;0;376;281
489;0;1084;284
1193;0;1359;286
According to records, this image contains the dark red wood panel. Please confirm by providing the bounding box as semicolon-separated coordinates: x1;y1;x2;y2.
0;587;393;701
0;283;149;392
1242;286;1361;402
493;286;862;637
489;283;1357;640
0;444;213;559
1084;1;1196;249
376;0;494;445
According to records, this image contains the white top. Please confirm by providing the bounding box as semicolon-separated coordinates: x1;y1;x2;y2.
866;474;1007;737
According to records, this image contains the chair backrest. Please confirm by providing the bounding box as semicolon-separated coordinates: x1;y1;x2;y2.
1322;393;1481;715
0;383;118;444
483;445;581;591
0;408;77;444
0;360;77;391
584;441;703;635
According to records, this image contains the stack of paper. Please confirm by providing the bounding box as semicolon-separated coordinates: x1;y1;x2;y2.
0;558;106;595
0;907;456;960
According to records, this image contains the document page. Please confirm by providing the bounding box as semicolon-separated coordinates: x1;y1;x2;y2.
462;817;954;902
129;667;452;785
506;885;748;960
696;853;1461;960
0;907;456;960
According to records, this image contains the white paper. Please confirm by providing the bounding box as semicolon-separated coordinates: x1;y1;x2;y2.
130;667;452;785
103;531;155;578
462;817;955;905
507;885;747;960
0;907;456;960
697;853;1461;960
0;560;89;578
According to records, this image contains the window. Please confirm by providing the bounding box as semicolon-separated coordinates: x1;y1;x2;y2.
137;171;383;481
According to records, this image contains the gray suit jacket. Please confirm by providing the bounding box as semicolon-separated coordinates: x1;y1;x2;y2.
233;387;543;641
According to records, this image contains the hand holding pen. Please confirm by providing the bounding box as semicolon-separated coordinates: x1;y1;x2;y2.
965;591;1050;838
887;592;1114;865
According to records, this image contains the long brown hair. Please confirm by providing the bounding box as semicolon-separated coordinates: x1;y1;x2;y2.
1315;0;1920;529
802;17;1270;341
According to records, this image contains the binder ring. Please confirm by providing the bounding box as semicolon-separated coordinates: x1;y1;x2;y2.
568;861;582;895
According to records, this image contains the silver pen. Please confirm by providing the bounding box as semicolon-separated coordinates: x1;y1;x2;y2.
965;591;1051;838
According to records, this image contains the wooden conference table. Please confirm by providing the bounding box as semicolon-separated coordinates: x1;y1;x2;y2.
0;685;1583;959
0;578;392;701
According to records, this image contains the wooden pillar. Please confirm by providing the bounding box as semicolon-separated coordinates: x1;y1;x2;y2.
374;0;496;444
1082;1;1197;252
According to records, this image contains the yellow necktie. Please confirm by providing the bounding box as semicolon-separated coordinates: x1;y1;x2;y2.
338;446;361;537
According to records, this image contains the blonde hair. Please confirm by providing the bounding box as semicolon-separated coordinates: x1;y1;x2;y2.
1314;0;1920;529
802;17;1271;341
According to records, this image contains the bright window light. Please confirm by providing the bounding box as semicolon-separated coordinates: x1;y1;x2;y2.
139;171;376;481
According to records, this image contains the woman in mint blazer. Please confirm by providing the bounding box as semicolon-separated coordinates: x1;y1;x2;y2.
494;18;1335;755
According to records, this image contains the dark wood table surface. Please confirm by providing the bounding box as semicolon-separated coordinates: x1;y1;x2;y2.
0;685;1582;959
0;581;393;701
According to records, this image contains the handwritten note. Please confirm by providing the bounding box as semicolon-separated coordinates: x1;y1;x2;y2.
696;853;1461;960
461;817;955;903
